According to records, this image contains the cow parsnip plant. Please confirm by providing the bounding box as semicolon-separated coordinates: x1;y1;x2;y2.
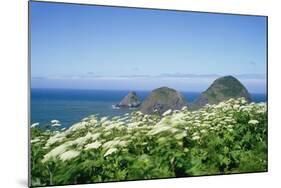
30;98;267;186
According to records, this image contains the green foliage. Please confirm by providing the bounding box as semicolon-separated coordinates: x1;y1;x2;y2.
30;98;267;187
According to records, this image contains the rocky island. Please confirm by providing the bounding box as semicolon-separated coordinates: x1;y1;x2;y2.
191;75;252;110
114;91;141;108
113;76;252;114
140;87;187;115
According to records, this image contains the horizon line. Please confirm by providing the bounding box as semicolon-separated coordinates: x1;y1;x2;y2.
30;87;267;95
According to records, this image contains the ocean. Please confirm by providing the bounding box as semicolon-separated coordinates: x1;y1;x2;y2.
30;88;266;128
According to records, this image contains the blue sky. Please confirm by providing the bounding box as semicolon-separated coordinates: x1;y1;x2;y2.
30;2;267;93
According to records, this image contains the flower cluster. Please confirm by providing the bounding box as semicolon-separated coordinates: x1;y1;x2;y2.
30;98;267;186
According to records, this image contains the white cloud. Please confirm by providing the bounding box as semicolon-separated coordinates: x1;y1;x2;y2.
31;73;266;81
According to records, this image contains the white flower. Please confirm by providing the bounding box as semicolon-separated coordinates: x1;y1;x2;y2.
192;135;200;140
201;123;210;128
170;127;180;133
45;132;66;147
127;122;141;129
52;123;61;127
174;132;187;140
82;117;90;122
181;106;188;111
100;117;108;123
227;125;233;129
101;119;110;126
171;113;185;123
194;122;200;127
118;140;129;147
84;141;102;150
143;114;149;119
42;143;69;162
104;122;122;131
31;122;39;128
183;148;189;153
103;131;112;137
59;150;80;161
103;140;119;149
241;107;251;112
248;120;259;125
119;116;129;122
173;110;181;114
104;148;118;157
70;132;94;146
157;137;167;144
162;109;172;116
194;119;200;123
31;138;40;143
102;139;128;149
68;122;88;132
240;98;247;104
49;132;94;150
200;129;207;134
256;109;266;114
233;104;240;109
91;133;101;141
135;111;143;116
147;126;171;135
89;118;98;126
51;120;60;124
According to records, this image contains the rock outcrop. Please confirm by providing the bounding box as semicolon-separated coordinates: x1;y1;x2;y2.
140;87;187;115
191;75;251;110
116;91;141;108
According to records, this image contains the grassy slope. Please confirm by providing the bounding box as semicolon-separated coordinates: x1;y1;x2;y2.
31;98;267;186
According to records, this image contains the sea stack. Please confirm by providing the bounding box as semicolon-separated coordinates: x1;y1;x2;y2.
191;75;252;110
116;91;141;108
140;87;187;115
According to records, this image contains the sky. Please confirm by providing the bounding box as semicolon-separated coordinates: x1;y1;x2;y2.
30;1;267;93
